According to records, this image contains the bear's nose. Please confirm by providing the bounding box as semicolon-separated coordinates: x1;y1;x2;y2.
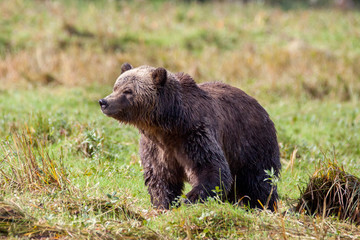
99;99;108;109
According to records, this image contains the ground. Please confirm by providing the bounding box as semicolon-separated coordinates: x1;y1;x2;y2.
0;0;360;239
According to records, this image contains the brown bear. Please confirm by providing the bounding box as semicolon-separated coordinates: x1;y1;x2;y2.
99;63;281;211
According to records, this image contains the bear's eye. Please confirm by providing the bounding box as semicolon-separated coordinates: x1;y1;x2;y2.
123;89;133;95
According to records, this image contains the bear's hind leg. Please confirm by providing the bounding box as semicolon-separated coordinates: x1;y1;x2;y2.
231;171;278;211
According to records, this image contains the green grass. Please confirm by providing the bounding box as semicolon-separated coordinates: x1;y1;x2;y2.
1;0;360;239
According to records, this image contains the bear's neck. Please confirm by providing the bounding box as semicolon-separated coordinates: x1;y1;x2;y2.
147;83;189;134
138;125;184;150
134;77;198;141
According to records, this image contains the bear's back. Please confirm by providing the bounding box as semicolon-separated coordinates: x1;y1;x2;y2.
197;82;280;171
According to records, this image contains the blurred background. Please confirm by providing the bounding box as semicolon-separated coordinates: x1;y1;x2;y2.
1;0;359;101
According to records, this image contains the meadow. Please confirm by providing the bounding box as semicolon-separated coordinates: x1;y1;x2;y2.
1;0;360;239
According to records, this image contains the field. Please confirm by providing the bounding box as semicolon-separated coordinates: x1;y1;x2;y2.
1;0;360;239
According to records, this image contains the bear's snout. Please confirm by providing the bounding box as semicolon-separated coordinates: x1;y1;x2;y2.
99;99;108;109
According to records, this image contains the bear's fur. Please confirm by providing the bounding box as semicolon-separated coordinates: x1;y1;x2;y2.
99;63;281;211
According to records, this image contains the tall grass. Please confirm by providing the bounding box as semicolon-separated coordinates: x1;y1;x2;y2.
0;131;70;193
296;156;360;225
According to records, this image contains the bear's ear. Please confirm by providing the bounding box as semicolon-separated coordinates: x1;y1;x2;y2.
121;63;133;74
152;67;167;86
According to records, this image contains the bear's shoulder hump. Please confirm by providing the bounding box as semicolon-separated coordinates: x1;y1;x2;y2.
176;72;197;86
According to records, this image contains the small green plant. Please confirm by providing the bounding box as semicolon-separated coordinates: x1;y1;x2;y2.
264;168;280;210
78;129;103;159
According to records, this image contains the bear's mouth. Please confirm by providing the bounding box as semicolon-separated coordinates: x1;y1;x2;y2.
100;107;114;116
100;105;124;119
101;109;117;118
100;104;108;111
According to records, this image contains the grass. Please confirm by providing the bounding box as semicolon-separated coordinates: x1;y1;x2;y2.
296;157;360;225
0;200;68;239
0;132;70;192
1;0;360;239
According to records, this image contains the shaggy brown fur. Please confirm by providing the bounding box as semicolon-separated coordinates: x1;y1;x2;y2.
99;63;281;210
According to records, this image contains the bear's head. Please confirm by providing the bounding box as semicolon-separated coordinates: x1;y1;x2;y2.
99;63;177;127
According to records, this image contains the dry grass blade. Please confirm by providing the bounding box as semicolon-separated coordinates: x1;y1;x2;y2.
296;158;360;225
0;131;70;193
62;198;145;221
0;201;68;238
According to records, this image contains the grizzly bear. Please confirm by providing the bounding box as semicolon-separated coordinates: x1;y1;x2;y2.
99;63;281;211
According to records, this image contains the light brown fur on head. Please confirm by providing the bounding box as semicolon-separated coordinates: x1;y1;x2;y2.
101;65;156;122
100;64;179;129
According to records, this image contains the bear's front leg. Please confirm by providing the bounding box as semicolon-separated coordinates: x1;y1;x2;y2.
140;136;185;209
185;167;230;203
182;132;233;203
